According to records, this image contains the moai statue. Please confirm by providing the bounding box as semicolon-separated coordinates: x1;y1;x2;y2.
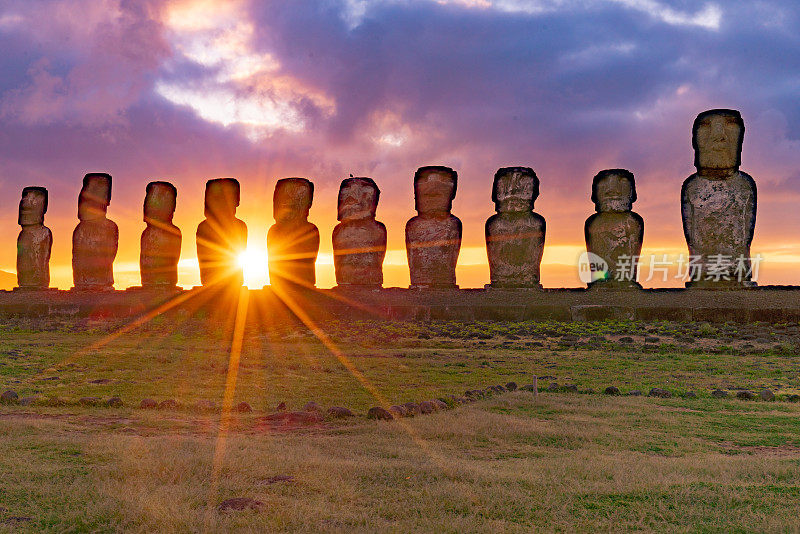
332;177;387;288
682;109;756;287
405;166;461;289
584;169;644;289
267;178;319;289
196;178;247;287
16;187;52;289
72;173;118;290
485;167;546;288
140;181;181;289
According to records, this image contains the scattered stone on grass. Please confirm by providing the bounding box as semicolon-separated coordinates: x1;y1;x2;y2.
388;405;408;418
326;406;354;418
712;389;729;399
648;388;672;398
218;497;264;513
760;389;775;401
140;398;157;409
419;400;436;414
158;399;180;410
78;397;101;406
561;384;579;393
44;396;68;407
88;378;112;384
235;402;252;413
402;402;421;416
106;396;123;408
367;406;393;421
603;386;621;396
1;390;19;404
684;391;698;399
19;396;39;406
303;401;323;414
264;411;323;424
581;388;596;394
736;390;756;400
505;381;518;391
547;382;559;392
627;390;643;396
433;399;448;411
787;394;800;403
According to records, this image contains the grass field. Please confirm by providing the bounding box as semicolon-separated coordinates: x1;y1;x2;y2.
2;318;800;531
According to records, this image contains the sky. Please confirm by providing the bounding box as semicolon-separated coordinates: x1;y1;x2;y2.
0;0;799;289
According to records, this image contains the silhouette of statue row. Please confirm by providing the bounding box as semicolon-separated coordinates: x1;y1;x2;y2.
14;108;756;291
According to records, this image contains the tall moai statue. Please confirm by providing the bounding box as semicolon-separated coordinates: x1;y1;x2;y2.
332;177;387;288
196;178;247;287
485;167;546;288
267;178;319;289
682;109;756;287
16;187;53;290
72;173;118;290
584;169;643;288
405;166;462;289
140;181;181;289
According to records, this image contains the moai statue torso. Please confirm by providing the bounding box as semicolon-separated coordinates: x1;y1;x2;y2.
584;169;643;289
196;178;247;287
332;177;387;288
405;166;462;289
485;167;546;288
140;181;181;288
267;178;320;288
681;109;756;287
72;173;118;290
16;187;52;289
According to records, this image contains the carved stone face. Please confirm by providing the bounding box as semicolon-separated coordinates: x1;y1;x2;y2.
338;178;378;221
144;182;177;224
204;178;239;220
414;168;456;215
494;168;537;212
78;174;111;221
595;173;634;212
274;178;313;224
19;187;47;226
694;111;743;170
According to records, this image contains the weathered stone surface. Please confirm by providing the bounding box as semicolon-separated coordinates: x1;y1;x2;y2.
433;399;448;410
388;405;408;418
158;399;180;410
140;182;181;288
268;178;319;289
367;406;393;420
196;178;247;287
326;406;354;418
303;401;323;413
711;389;729;399
684;391;698;399
603;386;621;395
402;402;421;416
486;167;545;288
736;390;756;400
1;390;19;404
648;388;672;398
106;396;123;407
585;169;643;289
16;187;52;289
505;381;518;391
72;173;118;290
139;398;157;409
406;166;461;289
419;400;436;414
682;109;756;288
79;397;101;406
333;177;386;288
218;497;264;513
759;389;775;401
235;402;252;413
627;390;643;396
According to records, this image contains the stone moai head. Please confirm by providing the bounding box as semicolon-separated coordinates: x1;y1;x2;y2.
592;169;636;212
204;178;240;221
144;181;177;225
78;173;112;221
19;186;48;226
273;178;313;224
693;109;745;171
338;177;379;221
492;167;538;213
414;166;457;215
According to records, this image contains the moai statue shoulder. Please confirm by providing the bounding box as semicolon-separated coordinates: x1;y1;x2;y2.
140;181;181;289
16;186;53;290
485;167;546;288
72;173;118;290
405;166;461;289
584;169;643;289
196;178;247;287
332;177;387;288
681;109;756;287
267;177;320;289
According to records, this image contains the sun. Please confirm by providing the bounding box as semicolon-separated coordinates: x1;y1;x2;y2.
237;246;269;288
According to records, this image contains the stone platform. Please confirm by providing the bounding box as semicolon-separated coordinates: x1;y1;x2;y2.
1;286;800;323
